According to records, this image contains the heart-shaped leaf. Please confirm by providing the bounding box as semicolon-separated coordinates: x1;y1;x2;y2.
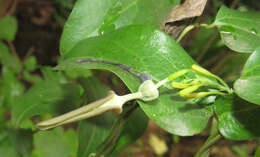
214;6;260;53
57;25;213;136
215;95;260;140
60;0;179;55
234;47;260;105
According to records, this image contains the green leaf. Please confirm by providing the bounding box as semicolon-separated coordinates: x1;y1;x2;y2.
109;107;148;156
0;16;18;41
77;77;148;157
0;142;19;157
34;128;77;157
10;129;33;156
214;6;260;53
22;71;42;84
240;47;260;78
215;95;260;140
60;0;179;55
12;80;81;128
77;77;116;157
234;47;260;105
2;67;25;106
0;42;22;73
255;144;260;157
57;25;213;136
0;131;19;157
78;113;116;157
24;56;37;72
40;66;69;84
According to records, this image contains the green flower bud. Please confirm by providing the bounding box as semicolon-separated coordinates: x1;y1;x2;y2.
191;64;213;77
168;69;190;81
171;82;191;89
179;84;201;97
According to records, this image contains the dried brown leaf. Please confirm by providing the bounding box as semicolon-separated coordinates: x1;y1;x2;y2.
165;0;208;23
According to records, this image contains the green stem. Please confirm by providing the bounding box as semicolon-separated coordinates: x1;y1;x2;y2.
201;78;231;93
211;75;233;94
195;118;222;157
96;104;138;156
177;25;195;43
177;23;216;43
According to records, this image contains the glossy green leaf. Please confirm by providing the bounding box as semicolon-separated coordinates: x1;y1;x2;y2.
77;77;148;157
12;80;81;128
0;16;18;41
0;42;22;73
34;128;77;157
214;6;260;53
57;25;213;136
234;47;260;105
60;0;179;55
240;47;260;78
215;95;260;140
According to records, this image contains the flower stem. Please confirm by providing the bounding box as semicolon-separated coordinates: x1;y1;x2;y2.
195;118;221;157
177;23;216;43
155;78;169;88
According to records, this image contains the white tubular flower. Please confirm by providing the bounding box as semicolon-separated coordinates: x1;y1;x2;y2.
36;80;159;130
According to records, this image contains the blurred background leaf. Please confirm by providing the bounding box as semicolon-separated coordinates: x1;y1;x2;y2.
0;16;17;41
33;128;77;157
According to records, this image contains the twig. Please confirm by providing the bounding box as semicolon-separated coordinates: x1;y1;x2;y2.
7;41;20;62
0;0;10;17
23;46;35;62
5;0;18;16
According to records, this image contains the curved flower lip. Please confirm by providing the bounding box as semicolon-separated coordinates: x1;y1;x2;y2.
36;91;120;130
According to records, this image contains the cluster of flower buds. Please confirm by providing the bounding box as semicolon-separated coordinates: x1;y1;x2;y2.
165;64;233;99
